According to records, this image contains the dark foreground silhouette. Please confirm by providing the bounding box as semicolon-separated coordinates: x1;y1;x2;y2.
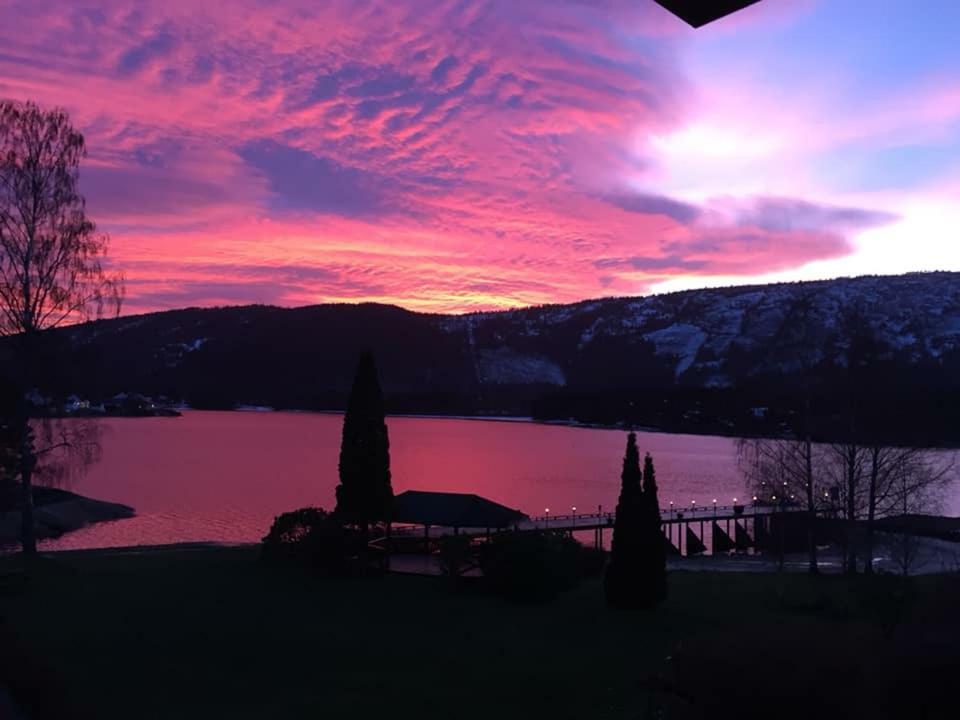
1;546;957;720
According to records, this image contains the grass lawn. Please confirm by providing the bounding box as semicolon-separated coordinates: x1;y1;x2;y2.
1;546;958;719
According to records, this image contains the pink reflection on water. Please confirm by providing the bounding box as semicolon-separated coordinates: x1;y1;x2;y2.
38;411;749;551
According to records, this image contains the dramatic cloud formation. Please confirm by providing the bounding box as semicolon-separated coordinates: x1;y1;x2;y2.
0;0;956;314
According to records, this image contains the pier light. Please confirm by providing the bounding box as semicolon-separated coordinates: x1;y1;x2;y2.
545;508;550;514
752;495;758;502
733;497;738;504
669;501;674;508
772;495;777;501
712;499;717;504
572;506;576;513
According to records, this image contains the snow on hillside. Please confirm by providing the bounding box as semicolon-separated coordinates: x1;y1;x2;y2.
645;324;707;378
476;348;566;386
48;271;960;397
437;272;960;386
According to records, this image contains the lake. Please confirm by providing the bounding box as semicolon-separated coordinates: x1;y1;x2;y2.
36;411;756;551
35;411;960;551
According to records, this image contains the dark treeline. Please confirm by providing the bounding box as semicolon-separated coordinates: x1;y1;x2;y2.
532;381;960;447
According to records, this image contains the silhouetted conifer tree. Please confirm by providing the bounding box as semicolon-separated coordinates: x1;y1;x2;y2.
335;352;393;530
642;452;656;496
639;452;667;606
605;437;668;609
604;432;645;608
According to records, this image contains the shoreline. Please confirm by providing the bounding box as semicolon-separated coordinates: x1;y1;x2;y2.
0;487;134;549
172;408;960;448
176;407;712;437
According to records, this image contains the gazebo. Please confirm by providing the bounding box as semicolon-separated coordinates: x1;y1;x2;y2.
390;490;528;546
392;490;527;531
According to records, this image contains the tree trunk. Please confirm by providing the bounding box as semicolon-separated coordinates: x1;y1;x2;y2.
16;331;37;556
778;507;785;573
19;423;37;556
864;447;879;575
845;444;858;575
805;434;817;574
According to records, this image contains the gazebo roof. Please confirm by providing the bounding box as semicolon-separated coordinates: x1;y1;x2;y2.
392;490;528;529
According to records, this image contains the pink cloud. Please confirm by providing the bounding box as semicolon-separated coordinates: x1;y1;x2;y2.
0;0;898;314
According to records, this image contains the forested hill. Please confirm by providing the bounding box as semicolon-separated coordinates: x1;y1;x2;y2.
20;271;960;443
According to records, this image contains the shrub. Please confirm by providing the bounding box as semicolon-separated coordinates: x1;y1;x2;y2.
261;507;328;560
479;531;582;603
261;507;372;577
578;545;607;578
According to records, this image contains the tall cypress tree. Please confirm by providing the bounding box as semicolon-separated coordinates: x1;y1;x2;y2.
335;352;393;530
604;432;645;608
639;452;667;606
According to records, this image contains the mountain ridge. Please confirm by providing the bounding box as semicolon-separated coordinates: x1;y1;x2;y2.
13;271;960;442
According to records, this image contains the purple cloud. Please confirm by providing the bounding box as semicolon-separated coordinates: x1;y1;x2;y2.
732;197;899;233
602;192;702;223
238;140;389;217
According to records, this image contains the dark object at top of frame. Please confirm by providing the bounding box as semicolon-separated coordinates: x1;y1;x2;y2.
654;0;762;28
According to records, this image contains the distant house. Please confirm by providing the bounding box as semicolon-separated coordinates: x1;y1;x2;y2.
24;389;51;408
105;392;154;414
65;395;91;413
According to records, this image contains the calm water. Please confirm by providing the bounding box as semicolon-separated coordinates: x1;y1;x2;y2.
37;411;752;551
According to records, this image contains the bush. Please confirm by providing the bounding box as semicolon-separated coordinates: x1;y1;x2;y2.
261;507;373;577
262;507;328;552
577;545;607;578
479;531;582;603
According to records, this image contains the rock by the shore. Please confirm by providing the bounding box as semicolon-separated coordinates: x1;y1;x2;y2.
0;487;134;545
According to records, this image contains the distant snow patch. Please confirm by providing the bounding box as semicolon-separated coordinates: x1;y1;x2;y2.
644;323;707;378
477;348;566;385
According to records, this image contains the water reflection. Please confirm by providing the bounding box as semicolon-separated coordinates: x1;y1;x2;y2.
35;411;954;551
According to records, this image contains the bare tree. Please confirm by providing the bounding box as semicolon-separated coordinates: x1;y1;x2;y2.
884;451;956;575
790;287;823;573
738;287;825;573
737;437;825;571
740;437;955;574
0;99;123;555
827;302;886;573
823;441;865;573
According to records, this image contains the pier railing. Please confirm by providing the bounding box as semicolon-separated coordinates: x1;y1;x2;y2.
387;501;807;559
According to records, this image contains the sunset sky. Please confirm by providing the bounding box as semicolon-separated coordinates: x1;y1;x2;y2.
2;0;958;315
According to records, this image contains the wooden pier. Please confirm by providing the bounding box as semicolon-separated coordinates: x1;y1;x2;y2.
389;502;803;557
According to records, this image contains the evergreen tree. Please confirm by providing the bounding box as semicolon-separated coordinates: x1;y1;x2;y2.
639;452;667;606
642;452;657;496
335;352;393;530
604;432;646;608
